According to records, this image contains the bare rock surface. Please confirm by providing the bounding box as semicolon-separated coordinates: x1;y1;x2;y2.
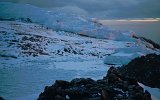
119;54;160;88
38;67;152;100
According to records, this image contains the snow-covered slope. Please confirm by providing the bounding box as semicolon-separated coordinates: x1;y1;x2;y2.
0;2;160;100
0;20;159;100
0;2;135;41
0;20;158;65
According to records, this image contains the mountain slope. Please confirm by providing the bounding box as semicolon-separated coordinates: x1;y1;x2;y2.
0;2;160;100
0;2;135;41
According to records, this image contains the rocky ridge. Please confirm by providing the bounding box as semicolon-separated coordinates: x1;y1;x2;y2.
119;54;160;88
38;67;152;100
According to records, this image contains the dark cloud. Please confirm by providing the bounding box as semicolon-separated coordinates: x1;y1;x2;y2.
0;0;160;19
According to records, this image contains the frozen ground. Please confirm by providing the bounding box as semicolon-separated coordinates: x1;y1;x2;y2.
0;2;160;100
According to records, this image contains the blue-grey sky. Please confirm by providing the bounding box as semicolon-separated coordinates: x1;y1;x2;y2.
1;0;160;19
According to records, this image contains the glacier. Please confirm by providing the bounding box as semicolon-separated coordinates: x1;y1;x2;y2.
0;2;160;100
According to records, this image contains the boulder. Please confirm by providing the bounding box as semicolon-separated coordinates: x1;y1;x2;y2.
38;67;152;100
119;53;160;88
0;97;4;100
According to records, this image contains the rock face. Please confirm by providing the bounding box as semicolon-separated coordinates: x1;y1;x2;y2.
0;96;4;100
38;67;151;100
132;35;160;49
119;54;160;88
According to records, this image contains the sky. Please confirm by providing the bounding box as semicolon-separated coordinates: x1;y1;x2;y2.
1;0;160;19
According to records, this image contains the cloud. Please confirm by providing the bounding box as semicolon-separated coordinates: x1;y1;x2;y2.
0;0;160;18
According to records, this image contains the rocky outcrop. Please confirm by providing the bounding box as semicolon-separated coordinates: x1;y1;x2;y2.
132;35;160;49
0;18;32;23
119;53;160;88
38;67;151;100
0;96;4;100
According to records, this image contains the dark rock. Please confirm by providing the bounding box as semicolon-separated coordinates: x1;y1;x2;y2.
0;18;32;23
19;18;32;23
132;35;160;49
65;88;89;100
126;78;138;85
132;93;145;100
0;97;4;100
54;95;65;100
54;80;70;89
101;89;113;100
116;82;125;90
119;53;160;88
70;78;95;86
38;66;152;100
144;90;152;100
88;97;101;100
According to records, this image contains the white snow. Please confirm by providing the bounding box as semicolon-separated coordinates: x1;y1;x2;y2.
138;83;160;100
0;2;135;41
